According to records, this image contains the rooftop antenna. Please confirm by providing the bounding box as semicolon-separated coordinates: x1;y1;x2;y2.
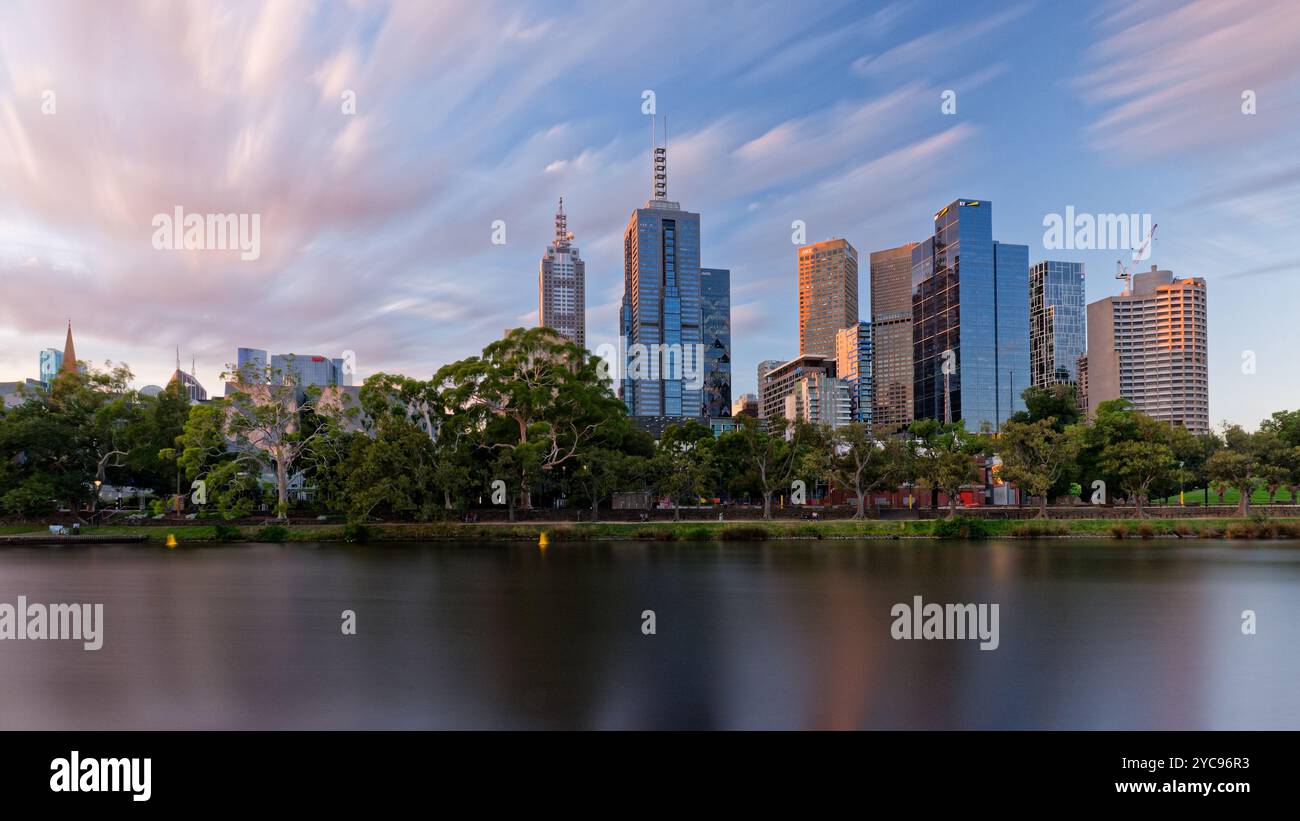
653;116;668;200
555;197;569;249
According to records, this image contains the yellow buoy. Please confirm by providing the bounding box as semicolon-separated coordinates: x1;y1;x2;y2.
538;531;549;549
165;533;177;549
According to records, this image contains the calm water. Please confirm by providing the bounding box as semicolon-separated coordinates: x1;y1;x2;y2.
0;539;1297;730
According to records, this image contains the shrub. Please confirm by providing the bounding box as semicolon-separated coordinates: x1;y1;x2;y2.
1108;524;1128;540
931;516;992;540
342;522;370;543
1136;523;1156;539
213;524;242;542
255;524;289;543
1011;521;1069;538
1173;523;1195;538
720;525;769;541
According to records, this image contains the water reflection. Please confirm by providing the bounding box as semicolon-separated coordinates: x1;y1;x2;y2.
0;540;1296;729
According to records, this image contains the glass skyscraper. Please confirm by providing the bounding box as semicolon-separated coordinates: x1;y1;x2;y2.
835;321;873;426
619;130;703;422
1029;260;1086;388
699;267;731;419
912;199;1029;432
38;348;63;387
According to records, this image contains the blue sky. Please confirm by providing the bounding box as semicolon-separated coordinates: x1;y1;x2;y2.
1;0;1297;427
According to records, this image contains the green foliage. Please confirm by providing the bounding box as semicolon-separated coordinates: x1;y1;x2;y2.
342;522;370;542
254;524;289;542
213;524;242;542
931;516;992;539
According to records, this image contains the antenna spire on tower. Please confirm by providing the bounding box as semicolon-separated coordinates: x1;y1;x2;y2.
652;116;668;200
554;197;569;249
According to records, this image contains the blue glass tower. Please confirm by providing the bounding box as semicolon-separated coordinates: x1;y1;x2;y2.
619;127;703;422
912;199;1029;432
38;348;63;387
699;267;731;419
1029;260;1086;388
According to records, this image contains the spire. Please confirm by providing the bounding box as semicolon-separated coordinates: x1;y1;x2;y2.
652;116;668;200
60;320;77;374
554;197;570;249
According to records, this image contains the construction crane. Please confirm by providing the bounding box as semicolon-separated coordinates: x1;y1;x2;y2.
1115;222;1158;294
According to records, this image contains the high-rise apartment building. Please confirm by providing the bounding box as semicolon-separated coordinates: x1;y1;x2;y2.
1029;260;1086;389
538;198;586;348
619;124;703;422
758;354;835;422
798;238;858;358
1085;266;1208;433
731;393;758;418
869;243;917;433
783;372;852;430
699;267;732;418
912;199;1029;432
835;321;873;426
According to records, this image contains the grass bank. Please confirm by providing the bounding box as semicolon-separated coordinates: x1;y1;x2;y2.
3;516;1298;544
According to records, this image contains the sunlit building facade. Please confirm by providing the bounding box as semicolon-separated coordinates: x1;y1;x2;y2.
798;238;859;358
869;243;917;433
835;321;873;426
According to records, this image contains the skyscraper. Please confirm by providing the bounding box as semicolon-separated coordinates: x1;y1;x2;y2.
798;238;858;358
758;354;835;422
699;267;731;419
1029;260;1086;389
538;198;586;348
911;199;1029;432
835;321;873;426
620;120;703;423
237;347;267;380
38;348;63;387
1085;266;1209;433
870;242;917;433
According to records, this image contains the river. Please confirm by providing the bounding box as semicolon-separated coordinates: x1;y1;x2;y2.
0;539;1296;729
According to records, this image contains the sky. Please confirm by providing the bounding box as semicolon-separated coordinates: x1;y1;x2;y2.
1;0;1298;428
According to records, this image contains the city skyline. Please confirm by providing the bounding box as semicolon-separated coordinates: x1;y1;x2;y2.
2;0;1299;430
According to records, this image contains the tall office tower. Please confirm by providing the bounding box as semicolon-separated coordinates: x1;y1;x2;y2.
911;199;1029;432
1029;260;1086;389
38;348;63;387
619;120;703;422
167;351;209;403
758;354;835;421
271;354;346;389
237;347;268;380
869;243;917;433
538;198;586;347
1085;266;1209;434
699;267;732;418
835;321;873;426
798;238;859;358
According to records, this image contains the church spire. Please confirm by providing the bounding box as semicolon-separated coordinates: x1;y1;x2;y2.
60;320;77;374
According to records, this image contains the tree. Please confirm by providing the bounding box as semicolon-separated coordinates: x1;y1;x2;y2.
909;420;978;517
813;423;908;519
344;416;440;521
1206;425;1264;517
571;448;637;522
435;328;624;510
652;432;715;520
729;416;803;519
997;418;1078;518
1010;384;1081;430
1098;439;1174;517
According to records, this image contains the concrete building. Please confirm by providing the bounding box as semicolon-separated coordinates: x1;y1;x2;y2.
912;199;1029;432
1085;265;1209;433
835;321;873;426
783;372;852;429
798;238;859;358
538;198;586;347
700;267;732;419
731;393;758;418
1029;260;1086;389
870;243;918;433
758;354;835;422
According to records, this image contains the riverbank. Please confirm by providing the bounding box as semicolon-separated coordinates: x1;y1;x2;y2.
4;516;1300;544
